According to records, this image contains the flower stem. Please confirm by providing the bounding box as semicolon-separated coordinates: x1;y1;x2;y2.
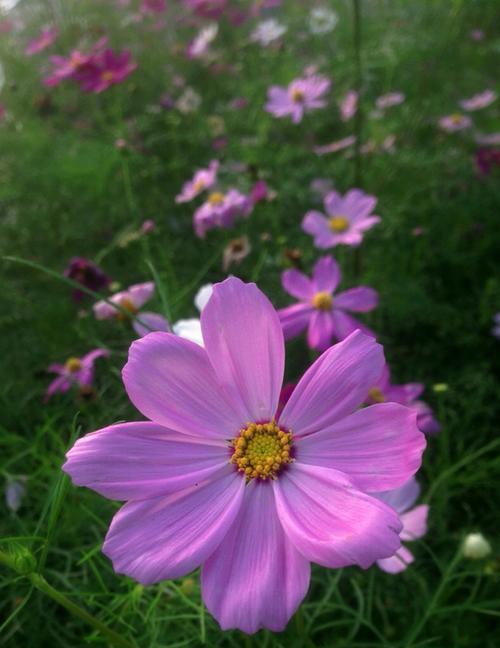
352;0;364;278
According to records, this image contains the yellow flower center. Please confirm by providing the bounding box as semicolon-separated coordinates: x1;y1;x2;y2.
193;178;205;192
207;192;225;206
230;421;293;481
311;291;333;311
290;88;305;103
329;215;349;233
116;297;138;321
368;387;386;403
101;70;115;82
65;357;82;373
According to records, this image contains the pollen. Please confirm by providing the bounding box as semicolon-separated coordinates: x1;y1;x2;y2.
230;421;293;481
329;215;349;233
207;192;225;206
450;113;463;124
312;291;333;311
65;357;82;373
290;88;305;103
116;297;138;321
368;387;386;403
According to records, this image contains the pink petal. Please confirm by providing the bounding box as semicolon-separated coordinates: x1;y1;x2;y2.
201;482;310;634
302;210;328;237
295;403;426;492
307;311;334;351
273;463;402;569
334;287;378;312
331;309;376;339
400;504;429;541
377;476;420;513
132;312;170;338
279;303;313;339
201;277;284;423
312;256;341;293
129;281;155;308
122;332;243;439
103;471;244;585
63;422;228;500
81;348;110;366
45;375;70;401
281;269;314;300
377;545;414;574
279;330;384;436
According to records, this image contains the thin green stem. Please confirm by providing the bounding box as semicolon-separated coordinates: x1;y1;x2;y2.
351;0;364;278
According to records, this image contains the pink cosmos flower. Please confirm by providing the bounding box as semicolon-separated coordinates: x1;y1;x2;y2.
375;478;429;573
459;89;496;111
183;0;227;19
193;189;252;238
365;364;440;435
77;49;137;93
375;92;405;110
93;281;155;322
302;188;381;248
63;277;425;634
175;160;219;203
43;37;108;87
438;113;472;133
264;75;330;124
45;348;109;401
250;179;269;204
140;0;167;13
186;23;218;59
25;26;58;56
64;256;111;302
340;90;358;121
278;256;378;351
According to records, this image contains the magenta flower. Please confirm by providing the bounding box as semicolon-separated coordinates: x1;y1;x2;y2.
64;256;111;302
278;257;378;351
25;26;58;56
93;281;155;321
375;92;405;110
45;349;109;401
375;478;429;573
438;113;472;133
265;75;330;124
63;277;425;633
302;188;381;248
475;147;500;176
460;89;496;111
183;0;227;19
175;160;219;203
491;313;500;339
43;37;108;87
140;0;167;13
339;90;358;121
193;189;252;238
366;364;440;435
78;49;137;93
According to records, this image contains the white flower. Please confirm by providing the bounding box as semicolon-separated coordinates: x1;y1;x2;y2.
172;284;213;347
188;23;218;59
309;7;338;35
251;19;287;46
176;88;202;114
463;533;492;559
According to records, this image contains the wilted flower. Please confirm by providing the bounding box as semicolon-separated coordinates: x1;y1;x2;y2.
459;89;496;111
463;533;492;559
278;256;378;351
340;90;358;122
64;257;111;302
265;75;330;124
63;277;425;634
25;26;58;56
438;114;472;133
186;23;218;59
251;18;287;46
193;189;252;238
308;7;338;34
45;348;109;401
302;188;381;248
176;160;219;203
93;282;155;322
223;235;251;271
375;92;405;110
375;478;429;573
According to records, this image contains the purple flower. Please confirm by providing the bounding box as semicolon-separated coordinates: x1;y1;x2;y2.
375;478;429;573
175;160;219;203
43;37;108;87
302;188;381;248
492;313;500;339
93;281;155;321
63;277;425;634
250;179;269;204
375;92;405;110
339;90;358;122
460;89;496;112
64;257;111;302
438;113;472;133
45;348;109;401
77;49;137;94
264;75;330;124
193;189;252;238
366;364;440;435
25;26;58;56
278;256;378;351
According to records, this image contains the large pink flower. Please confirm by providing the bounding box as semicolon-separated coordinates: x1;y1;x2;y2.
302;188;381;248
278;256;378;351
264;75;330;124
63;277;425;634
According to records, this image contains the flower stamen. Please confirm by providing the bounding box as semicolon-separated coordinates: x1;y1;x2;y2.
312;291;333;311
230;421;293;480
207;192;225;206
329;215;349;233
64;357;82;373
368;387;386;403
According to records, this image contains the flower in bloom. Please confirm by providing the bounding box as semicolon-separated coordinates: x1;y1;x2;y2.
175;161;219;203
278;256;378;351
308;7;338;34
459;89;496;111
462;533;492;559
77;49;137;94
64;256;111;302
339;90;358;122
375;92;405;110
365;365;440;435
302;188;381;248
264;76;330;124
43;37;108;87
93;281;155;326
63;277;425;634
193;189;252;238
45;349;109;401
250;18;287;46
491;313;500;339
25;26;58;56
186;23;218;59
375;478;429;573
438;113;472;133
